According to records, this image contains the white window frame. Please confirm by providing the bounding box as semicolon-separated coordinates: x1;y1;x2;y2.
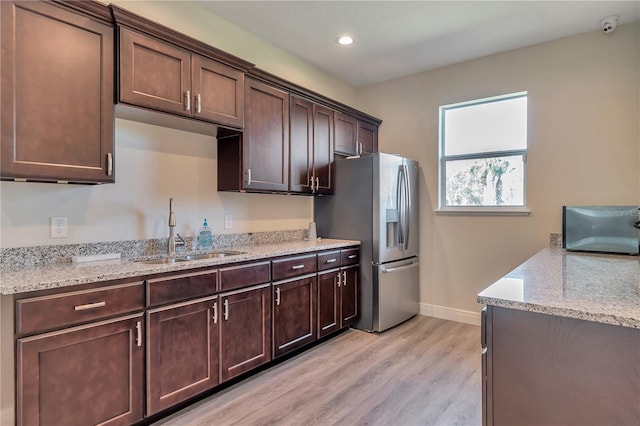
437;92;530;216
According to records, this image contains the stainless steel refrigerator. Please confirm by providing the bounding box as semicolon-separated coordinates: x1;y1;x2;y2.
314;152;419;332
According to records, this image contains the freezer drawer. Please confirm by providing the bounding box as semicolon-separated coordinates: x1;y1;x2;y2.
374;258;419;332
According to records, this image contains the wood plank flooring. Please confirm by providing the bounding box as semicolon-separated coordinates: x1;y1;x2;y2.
154;315;481;426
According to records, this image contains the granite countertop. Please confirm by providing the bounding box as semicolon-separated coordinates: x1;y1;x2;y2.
477;247;640;329
0;239;359;295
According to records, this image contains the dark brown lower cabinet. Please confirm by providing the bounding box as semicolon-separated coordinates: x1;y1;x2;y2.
340;265;358;327
318;264;359;338
483;306;640;426
317;269;340;338
219;284;272;382
17;314;144;426
146;296;219;415
273;274;317;357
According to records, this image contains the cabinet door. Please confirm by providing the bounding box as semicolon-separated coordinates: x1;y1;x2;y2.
192;56;244;128
220;284;272;382
341;265;359;327
313;104;334;194
243;78;289;191
317;270;340;338
147;297;219;415
1;1;114;183
289;96;313;193
334;111;358;156
357;120;379;154
273;275;317;358
17;315;144;425
119;28;191;116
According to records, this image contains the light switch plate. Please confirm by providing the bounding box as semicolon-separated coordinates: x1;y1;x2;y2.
224;214;232;230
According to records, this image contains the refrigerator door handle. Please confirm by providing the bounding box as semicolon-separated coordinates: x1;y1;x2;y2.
396;165;405;248
403;163;411;250
381;261;419;273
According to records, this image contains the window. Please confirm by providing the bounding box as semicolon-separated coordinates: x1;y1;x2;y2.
439;92;528;210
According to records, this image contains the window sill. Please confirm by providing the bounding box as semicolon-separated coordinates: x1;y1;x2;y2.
435;207;531;216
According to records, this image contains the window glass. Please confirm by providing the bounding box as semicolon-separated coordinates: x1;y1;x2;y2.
440;92;527;208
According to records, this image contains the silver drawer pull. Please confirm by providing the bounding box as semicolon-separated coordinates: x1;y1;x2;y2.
74;301;106;311
348;255;357;259
326;258;337;263
291;265;305;270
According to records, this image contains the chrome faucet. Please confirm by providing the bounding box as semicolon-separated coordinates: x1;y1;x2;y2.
168;198;185;256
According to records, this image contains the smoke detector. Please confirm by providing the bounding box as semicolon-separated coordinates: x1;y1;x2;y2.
600;15;619;34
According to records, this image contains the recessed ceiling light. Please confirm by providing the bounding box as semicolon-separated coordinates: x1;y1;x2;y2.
337;35;353;46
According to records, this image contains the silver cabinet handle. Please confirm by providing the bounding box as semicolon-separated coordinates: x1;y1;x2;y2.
315;177;320;192
310;175;315;193
135;321;142;347
212;302;218;324
185;90;191;111
343;270;347;286
291;264;305;270
106;153;113;176
223;299;229;321
326;258;337;264
337;271;342;287
246;169;252;186
275;287;281;306
74;301;105;311
348;254;357;259
195;93;202;113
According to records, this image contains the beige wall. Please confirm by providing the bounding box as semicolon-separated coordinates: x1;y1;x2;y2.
0;1;357;248
357;22;640;314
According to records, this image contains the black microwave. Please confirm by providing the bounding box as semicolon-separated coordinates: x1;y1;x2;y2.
562;206;640;255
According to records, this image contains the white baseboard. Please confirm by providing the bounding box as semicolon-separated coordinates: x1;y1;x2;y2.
419;303;481;326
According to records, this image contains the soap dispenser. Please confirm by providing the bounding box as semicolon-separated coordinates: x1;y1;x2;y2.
198;219;213;250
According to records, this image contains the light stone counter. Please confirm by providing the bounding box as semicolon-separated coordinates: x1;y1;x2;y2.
0;238;359;295
477;247;640;329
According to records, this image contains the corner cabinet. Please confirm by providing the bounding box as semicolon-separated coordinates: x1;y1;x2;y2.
334;111;379;157
117;27;244;128
0;0;115;183
218;78;290;192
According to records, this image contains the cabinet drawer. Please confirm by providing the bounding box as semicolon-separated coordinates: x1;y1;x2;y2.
219;261;271;292
16;281;144;335
341;248;360;266
272;254;317;281
147;270;217;308
317;250;341;271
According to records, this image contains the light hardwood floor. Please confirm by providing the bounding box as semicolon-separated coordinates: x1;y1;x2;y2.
155;315;482;426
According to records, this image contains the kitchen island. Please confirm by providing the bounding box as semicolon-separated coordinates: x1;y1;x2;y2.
0;237;360;425
477;248;640;426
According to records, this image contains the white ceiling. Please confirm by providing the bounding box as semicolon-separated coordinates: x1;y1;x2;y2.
196;1;640;87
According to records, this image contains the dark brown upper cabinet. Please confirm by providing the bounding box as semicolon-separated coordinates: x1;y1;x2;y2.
334;111;379;156
118;28;244;129
357;120;379;155
290;96;334;195
112;5;252;131
218;78;289;192
0;1;115;183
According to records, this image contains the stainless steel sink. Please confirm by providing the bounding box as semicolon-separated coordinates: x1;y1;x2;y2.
134;258;191;265
179;251;246;260
133;251;245;264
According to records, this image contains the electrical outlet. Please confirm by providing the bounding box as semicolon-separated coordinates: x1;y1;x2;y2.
50;216;68;238
224;214;232;230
